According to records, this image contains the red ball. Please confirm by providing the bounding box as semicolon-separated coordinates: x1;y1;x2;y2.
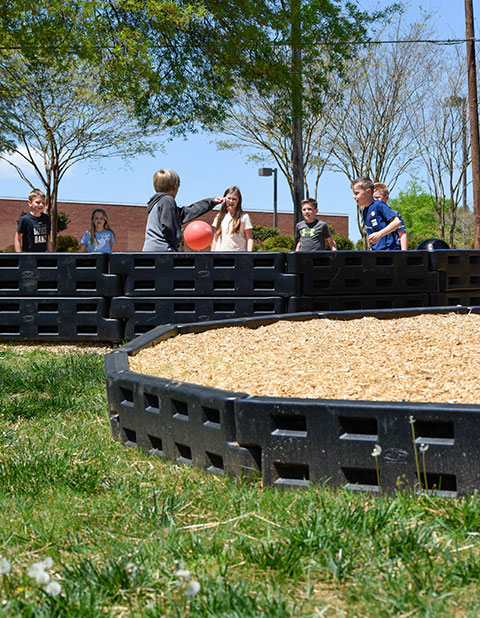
183;220;214;251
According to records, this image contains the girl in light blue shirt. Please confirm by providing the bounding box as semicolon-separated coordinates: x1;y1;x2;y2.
80;209;116;253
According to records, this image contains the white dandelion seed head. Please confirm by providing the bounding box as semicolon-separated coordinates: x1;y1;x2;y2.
0;557;11;575
419;443;429;453
184;579;201;597
372;444;382;457
36;570;51;585
41;557;54;570
125;562;138;579
409;416;416;424
175;569;191;581
44;581;62;597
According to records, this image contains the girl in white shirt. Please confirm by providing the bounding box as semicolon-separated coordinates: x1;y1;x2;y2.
211;186;254;251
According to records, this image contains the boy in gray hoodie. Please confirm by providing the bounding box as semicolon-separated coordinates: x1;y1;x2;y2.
142;168;225;252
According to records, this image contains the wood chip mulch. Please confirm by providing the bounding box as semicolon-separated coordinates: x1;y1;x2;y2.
129;313;480;404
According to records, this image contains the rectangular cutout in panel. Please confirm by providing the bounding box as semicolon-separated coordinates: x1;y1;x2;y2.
274;462;309;487
76;326;97;335
203;406;220;430
123;427;137;448
470;276;480;286
76;303;97;313
271;413;307;438
407;256;423;266
38;303;59;313
253;257;275;268
37;258;57;268
134;280;155;290
447;255;460;265
345;256;362;266
120;387;134;407
173;280;195;290
447;276;461;286
376;256;394;266
213;257;235;268
253;302;275;313
417;472;457;497
37;325;58;334
206;451;224;475
339;416;378;441
2;303;20;313
144;393;160;414
213;302;235;313
0;323;21;334
175;442;192;464
376;278;393;289
312;257;331;267
253;280;274;290
133;257;155;268
213;280;235;290
75;257;97;269
173;257;195;268
37;281;58;291
0;258;19;268
172;398;189;421
174;302;195;312
148;435;163;456
75;281;97;291
469;255;480;265
134;303;156;313
342;467;379;492
0;282;18;290
414;420;454;446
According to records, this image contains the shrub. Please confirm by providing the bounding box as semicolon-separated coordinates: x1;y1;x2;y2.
333;234;354;250
262;235;295;252
252;225;279;243
56;235;80;252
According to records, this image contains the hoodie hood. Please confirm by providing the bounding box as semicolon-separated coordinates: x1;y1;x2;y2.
146;192;169;213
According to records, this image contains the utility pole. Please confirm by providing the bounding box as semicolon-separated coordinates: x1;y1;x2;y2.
465;0;480;248
291;0;304;234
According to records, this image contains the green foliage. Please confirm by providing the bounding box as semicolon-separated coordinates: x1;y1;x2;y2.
262;235;295;251
57;211;70;232
0;345;480;615
333;234;354;250
252;225;280;242
390;180;438;244
2;245;15;253
56;235;80;252
355;238;368;250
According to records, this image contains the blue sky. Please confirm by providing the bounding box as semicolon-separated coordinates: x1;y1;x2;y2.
0;0;475;242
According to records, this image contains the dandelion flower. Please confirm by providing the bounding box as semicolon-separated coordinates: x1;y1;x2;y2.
175;569;191;581
27;563;50;585
419;443;429;453
125;562;138;579
41;557;54;570
44;581;62;597
371;444;382;457
184;579;201;597
0;558;11;575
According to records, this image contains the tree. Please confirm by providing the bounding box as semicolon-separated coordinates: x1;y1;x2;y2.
410;50;470;247
389;181;438;248
0;53;157;248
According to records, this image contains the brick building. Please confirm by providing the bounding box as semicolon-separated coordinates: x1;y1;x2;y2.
2;197;349;252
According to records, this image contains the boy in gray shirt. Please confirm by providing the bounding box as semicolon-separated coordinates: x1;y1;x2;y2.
295;198;337;251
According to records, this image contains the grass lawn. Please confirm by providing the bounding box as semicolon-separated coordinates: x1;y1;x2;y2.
0;344;479;617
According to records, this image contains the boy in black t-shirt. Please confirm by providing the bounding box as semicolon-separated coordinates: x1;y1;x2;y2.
295;198;337;251
14;189;52;252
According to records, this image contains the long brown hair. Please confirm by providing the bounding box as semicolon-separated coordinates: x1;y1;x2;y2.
89;209;116;247
214;186;244;237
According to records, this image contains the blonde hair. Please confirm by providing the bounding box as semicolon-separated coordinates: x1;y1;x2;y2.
153;169;180;193
351;177;374;192
374;182;389;198
214;186;244;237
89;208;115;247
28;188;46;202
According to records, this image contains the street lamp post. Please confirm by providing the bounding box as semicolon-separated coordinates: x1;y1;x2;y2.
258;167;278;229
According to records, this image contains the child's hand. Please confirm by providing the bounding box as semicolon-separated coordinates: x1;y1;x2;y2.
212;196;226;205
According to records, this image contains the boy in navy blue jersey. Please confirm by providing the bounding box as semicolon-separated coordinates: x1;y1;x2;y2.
373;182;408;250
352;177;401;250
